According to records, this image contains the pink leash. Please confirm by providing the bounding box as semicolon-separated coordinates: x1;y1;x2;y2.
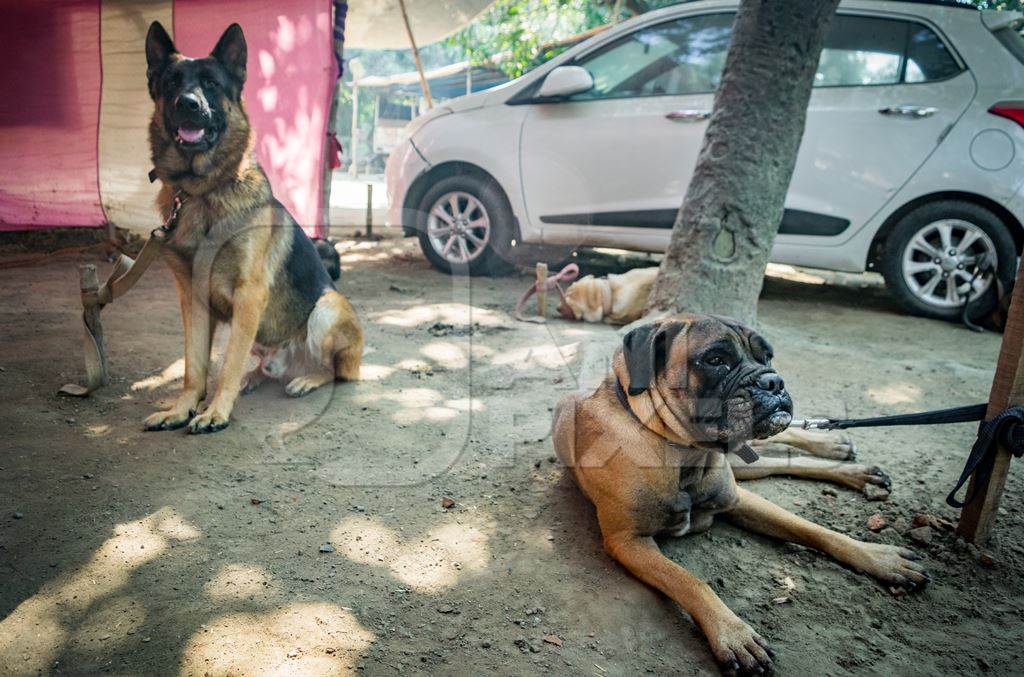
514;263;580;323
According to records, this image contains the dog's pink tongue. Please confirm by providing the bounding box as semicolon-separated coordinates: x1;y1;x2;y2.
178;127;205;143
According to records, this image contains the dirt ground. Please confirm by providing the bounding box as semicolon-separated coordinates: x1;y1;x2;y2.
1;236;1022;676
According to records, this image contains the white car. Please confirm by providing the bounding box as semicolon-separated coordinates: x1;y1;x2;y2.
386;0;1024;320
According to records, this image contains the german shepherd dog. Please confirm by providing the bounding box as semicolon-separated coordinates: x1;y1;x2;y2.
143;22;363;434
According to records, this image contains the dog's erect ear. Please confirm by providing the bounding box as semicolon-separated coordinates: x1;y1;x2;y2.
622;322;682;395
211;23;247;85
145;21;177;98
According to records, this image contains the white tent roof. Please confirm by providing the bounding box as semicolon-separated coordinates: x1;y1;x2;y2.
347;0;496;49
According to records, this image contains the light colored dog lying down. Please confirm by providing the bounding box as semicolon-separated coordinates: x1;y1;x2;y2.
557;266;658;325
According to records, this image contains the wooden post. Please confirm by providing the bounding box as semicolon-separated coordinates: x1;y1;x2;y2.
365;183;373;238
80;263;108;387
956;261;1024;544
397;0;433;109
536;262;548;319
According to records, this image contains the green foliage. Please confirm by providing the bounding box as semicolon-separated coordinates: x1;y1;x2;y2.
445;0;692;78
969;0;1024;11
446;0;607;78
450;0;1024;78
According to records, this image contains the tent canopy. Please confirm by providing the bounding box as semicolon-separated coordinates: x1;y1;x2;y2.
0;0;336;233
346;0;495;49
352;60;507;99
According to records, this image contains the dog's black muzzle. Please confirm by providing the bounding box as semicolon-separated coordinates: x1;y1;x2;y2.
695;364;793;446
747;370;794;439
167;90;221;151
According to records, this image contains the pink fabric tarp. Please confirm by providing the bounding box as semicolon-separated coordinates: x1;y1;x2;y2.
174;0;336;232
0;1;105;229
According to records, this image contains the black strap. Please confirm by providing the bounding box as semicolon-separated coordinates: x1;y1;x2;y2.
820;403;988;430
614;376;634;415
148;168;158;183
946;405;1024;508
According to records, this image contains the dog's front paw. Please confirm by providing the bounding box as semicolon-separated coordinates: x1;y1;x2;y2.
706;615;774;675
186;409;230;434
144;407;194;431
834;464;891;493
853;542;930;592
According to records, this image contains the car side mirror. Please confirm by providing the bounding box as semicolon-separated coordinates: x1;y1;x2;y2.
536;65;594;99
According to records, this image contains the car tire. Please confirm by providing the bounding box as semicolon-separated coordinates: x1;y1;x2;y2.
879;200;1017;321
416;174;517;276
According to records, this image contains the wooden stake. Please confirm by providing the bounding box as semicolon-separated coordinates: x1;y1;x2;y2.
397;0;433;109
365;183;374;238
536;262;548;319
80;263;109;388
957;261;1024;544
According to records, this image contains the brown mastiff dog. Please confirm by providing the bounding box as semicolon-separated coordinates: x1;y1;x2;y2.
552;314;928;674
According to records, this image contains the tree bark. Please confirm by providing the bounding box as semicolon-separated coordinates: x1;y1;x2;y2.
646;0;840;323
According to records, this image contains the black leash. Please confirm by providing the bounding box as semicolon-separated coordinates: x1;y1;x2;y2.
946;405;1024;508
791;403;989;431
961;253;994;333
794;402;1023;508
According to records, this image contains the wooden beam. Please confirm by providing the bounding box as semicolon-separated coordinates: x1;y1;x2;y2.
956;261;1024;544
397;0;434;109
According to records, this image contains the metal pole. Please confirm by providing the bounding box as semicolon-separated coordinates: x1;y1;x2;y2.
397;0;433;109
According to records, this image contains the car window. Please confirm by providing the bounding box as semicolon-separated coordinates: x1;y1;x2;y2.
905;23;961;82
817;15;962;87
562;12;960;103
816;16;906;86
570;13;733;100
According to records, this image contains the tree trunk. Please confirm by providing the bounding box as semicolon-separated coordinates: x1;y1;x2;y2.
645;0;840;324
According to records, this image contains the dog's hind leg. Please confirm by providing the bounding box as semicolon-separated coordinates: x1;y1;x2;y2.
729;453;890;494
753;427;857;461
286;291;362;396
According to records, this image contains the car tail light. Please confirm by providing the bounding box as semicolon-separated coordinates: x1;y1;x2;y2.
989;102;1024;129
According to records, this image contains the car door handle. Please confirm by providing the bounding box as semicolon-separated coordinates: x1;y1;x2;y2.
665;109;711;122
878;105;938;118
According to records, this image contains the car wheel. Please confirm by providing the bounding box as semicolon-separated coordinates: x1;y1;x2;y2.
416;174;516;276
880;200;1018;321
